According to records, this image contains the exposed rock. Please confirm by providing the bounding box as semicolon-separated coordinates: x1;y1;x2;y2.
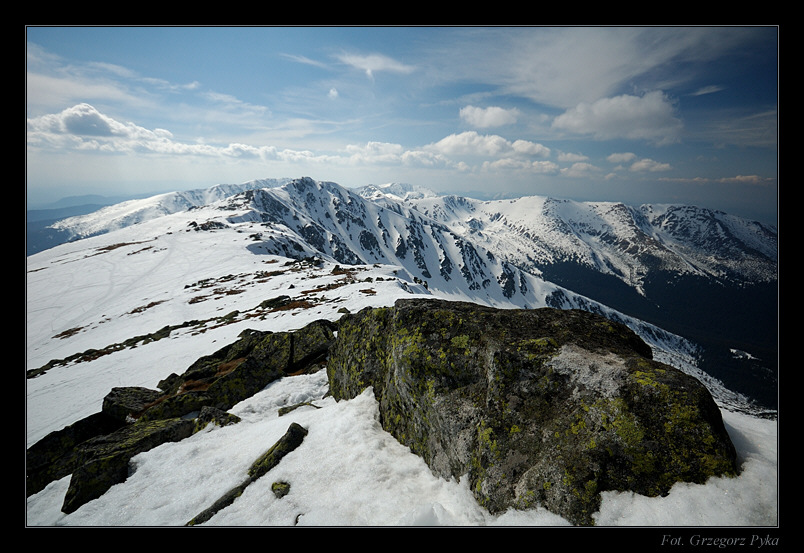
27;320;335;514
272;481;291;498
102;386;164;422
62;417;196;514
327;298;738;525
158;319;336;410
247;422;308;480
26;411;123;497
194;406;242;432
186;423;307;526
28;299;738;525
278;401;322;416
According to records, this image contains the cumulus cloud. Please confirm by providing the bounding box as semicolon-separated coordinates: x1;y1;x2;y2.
552;91;683;145
27;103;265;159
428;131;549;159
604;152;671;173
511;139;550;157
26;104;554;179
558;152;589;163
27;103;174;144
460;105;519;128
345;141;405;164
560;162;602;178
629;158;672;172
430;132;509;157
607;152;637;164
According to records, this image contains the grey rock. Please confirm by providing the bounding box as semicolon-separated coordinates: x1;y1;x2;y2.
327;298;738;525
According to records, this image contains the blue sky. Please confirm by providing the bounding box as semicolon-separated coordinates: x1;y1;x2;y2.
26;26;778;225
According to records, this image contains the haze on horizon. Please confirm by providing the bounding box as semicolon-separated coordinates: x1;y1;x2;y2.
26;26;778;226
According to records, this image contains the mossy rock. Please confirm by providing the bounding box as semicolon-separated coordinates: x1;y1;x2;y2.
102;387;165;422
28;318;336;511
61;417;196;514
327;298;738;525
26;412;124;498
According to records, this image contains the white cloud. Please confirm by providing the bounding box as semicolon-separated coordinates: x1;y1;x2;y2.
560;162;602;178
460;105;519;128
511;139;550;157
607;152;637;164
558;152;589;163
531;160;560;174
552;91;682;145
24;102;666;187
345;141;404;163
426;27;759;111
429;131;510;157
630;158;672;172
27;105;550;179
428;131;549;160
29;103;153;140
27;103;262;158
336;52;415;80
690;85;725;96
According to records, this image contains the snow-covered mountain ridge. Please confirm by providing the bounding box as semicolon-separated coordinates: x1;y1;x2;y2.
44;176;778;293
46;177;292;239
376;191;777;293
32;176;778;409
26;177;778;526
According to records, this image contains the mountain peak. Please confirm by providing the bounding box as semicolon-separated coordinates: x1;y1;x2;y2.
356;182;438;202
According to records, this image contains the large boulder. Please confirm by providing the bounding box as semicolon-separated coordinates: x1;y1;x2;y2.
327;298;738;526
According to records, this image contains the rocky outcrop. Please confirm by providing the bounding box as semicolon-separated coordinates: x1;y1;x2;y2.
327;299;738;526
62;417;197;513
28;299;738;525
26;320;336;514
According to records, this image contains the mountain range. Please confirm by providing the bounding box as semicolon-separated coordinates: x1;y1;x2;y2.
26;176;778;411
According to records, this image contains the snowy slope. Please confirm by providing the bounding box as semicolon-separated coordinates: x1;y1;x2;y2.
46;177;292;240
26;177;778;527
400;193;778;295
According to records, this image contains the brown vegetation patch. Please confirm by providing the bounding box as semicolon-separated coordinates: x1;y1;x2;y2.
129;300;166;314
213;287;246;297
179;379;211;393
88;241;151;257
272;299;316;312
216;357;246;377
53;327;84;340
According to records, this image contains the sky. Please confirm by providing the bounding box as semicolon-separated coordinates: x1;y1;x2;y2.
26;26;778;225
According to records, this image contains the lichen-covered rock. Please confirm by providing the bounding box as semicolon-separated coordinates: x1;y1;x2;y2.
247;422;308;480
27;319;335;513
194;406;242;432
186;423;307;526
26;412;123;497
172;319;336;411
102;386;165;422
327;298;738;525
271;481;291;498
62;417;196;514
